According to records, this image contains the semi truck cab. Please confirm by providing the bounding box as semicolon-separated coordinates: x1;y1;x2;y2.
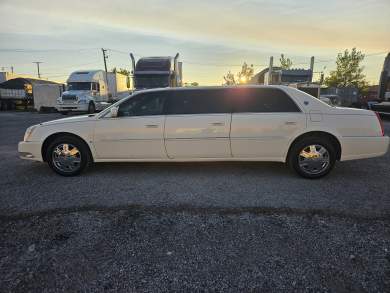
371;53;390;115
56;70;130;114
130;53;182;90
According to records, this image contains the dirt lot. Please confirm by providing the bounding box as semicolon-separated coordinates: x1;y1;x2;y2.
1;112;390;292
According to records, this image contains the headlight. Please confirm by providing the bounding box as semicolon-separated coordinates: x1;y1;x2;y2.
23;125;38;142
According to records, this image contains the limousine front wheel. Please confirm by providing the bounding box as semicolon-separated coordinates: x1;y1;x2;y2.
46;136;90;176
288;136;336;179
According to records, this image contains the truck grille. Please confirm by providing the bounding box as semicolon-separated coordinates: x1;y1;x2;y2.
62;94;77;103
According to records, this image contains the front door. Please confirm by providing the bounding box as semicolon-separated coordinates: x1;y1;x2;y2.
93;91;167;159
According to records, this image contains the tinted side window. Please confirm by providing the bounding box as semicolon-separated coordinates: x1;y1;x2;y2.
232;88;300;113
165;89;231;115
118;92;165;117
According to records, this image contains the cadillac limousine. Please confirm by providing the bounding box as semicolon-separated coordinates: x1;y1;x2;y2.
18;86;389;178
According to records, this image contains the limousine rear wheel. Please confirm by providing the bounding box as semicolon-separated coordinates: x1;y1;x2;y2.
288;136;336;179
46;136;90;176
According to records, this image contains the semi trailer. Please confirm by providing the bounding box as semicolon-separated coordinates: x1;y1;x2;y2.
0;77;62;111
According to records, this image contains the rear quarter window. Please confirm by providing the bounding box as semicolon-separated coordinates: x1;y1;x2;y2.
232;88;301;113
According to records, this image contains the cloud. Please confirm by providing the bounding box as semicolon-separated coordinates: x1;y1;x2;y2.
1;0;389;52
0;0;388;84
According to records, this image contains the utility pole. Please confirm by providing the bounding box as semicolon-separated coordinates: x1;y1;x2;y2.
267;56;273;85
101;48;110;100
309;56;315;83
33;61;43;78
11;66;14;74
101;48;108;73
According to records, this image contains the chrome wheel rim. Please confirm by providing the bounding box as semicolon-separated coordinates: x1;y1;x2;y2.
298;144;330;175
52;143;81;173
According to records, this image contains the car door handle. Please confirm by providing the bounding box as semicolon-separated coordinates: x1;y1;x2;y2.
211;122;225;126
285;121;297;125
145;124;158;128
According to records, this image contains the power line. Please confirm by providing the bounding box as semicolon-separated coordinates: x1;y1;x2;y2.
183;61;267;67
0;48;100;53
43;60;102;72
108;48;133;55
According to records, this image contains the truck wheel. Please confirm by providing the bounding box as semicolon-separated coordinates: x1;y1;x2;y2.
88;102;95;114
288;136;336;179
46;136;90;176
2;101;9;111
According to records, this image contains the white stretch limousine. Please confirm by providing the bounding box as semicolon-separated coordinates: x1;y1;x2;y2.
19;86;389;178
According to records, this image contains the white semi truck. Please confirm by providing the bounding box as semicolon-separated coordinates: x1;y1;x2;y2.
56;70;130;114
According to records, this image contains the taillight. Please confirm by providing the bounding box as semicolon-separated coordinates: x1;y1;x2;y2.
375;112;385;136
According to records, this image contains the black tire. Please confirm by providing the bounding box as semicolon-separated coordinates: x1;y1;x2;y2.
88;102;95;114
2;101;9;111
59;111;68;115
288;136;336;179
46;135;91;176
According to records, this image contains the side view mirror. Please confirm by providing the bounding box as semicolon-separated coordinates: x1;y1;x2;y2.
110;106;118;118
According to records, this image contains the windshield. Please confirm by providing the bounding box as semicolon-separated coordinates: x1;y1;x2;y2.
67;82;92;91
134;75;169;89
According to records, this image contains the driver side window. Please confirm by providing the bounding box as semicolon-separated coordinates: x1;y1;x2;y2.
118;92;165;117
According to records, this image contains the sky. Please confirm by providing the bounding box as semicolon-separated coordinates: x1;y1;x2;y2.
0;0;389;85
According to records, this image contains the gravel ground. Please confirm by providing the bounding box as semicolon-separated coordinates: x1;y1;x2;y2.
1;112;390;292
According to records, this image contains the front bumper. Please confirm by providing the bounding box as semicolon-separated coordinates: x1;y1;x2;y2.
340;136;389;161
18;141;43;161
56;103;89;112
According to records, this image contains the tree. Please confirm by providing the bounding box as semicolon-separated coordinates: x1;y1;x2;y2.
223;62;254;85
223;70;236;85
237;62;254;84
325;48;368;92
184;82;199;87
111;67;131;76
279;54;293;69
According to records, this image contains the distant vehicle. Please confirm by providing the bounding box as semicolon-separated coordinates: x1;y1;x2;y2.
19;85;388;178
130;53;182;90
319;94;342;106
56;70;130;115
32;83;65;112
0;78;62;111
371;53;390;115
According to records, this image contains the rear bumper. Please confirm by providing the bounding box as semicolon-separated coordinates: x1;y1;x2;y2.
18;141;43;162
340;136;389;161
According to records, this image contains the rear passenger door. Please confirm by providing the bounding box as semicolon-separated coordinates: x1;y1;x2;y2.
230;88;306;160
164;89;232;158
